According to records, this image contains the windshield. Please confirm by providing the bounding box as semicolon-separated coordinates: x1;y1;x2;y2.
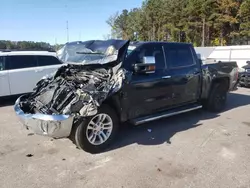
56;40;129;66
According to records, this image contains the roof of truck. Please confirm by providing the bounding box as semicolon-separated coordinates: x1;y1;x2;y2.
129;41;192;46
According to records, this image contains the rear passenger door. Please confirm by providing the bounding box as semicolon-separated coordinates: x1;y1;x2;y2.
0;56;11;97
163;44;201;106
36;55;62;79
6;55;38;95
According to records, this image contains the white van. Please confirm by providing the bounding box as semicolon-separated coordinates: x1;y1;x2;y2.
195;45;250;72
0;50;63;97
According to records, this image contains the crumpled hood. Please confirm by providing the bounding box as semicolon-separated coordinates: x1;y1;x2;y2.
57;39;130;67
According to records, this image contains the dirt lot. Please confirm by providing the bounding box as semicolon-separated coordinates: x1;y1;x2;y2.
0;88;250;188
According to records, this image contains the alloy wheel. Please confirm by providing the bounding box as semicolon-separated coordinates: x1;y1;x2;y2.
86;113;113;145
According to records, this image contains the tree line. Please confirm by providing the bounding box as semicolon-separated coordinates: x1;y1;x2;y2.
106;0;250;46
0;40;63;51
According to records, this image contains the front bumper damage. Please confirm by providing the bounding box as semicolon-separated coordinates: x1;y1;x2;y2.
14;95;74;138
14;40;129;139
14;65;126;138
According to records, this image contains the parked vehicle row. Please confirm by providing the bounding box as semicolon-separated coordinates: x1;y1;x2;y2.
14;40;239;153
0;51;63;97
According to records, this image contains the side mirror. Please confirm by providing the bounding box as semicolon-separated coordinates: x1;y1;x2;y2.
133;56;156;74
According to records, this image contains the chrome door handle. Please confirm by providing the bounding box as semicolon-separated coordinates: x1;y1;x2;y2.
162;76;171;79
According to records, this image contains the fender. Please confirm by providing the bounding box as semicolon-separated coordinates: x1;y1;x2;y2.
102;71;133;123
201;64;231;99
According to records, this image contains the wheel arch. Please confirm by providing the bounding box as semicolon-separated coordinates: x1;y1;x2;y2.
202;76;230;101
202;77;229;112
210;77;230;92
102;94;123;122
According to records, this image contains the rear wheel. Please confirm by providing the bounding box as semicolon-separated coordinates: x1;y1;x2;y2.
204;83;227;112
73;105;119;153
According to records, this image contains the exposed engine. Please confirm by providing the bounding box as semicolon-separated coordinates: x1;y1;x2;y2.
19;64;125;117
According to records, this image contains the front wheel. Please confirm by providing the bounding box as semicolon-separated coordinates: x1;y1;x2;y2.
73;105;119;153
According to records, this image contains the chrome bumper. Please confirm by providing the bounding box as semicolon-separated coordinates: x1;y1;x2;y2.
14;96;74;138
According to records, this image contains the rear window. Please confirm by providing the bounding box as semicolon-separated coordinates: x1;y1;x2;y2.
164;45;195;68
37;55;61;66
7;55;37;70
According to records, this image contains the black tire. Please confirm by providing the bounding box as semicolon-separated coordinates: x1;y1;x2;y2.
204;83;227;112
72;105;119;153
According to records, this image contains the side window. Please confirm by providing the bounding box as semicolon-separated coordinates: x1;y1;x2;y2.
164;45;195;68
0;56;5;71
7;55;37;70
124;44;165;71
37;56;62;66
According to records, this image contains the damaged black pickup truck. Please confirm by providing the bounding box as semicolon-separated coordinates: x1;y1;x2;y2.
14;40;238;153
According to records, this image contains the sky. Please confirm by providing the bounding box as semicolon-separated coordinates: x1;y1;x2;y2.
0;0;143;44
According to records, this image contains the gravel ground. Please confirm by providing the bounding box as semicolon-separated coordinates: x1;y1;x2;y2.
0;88;250;188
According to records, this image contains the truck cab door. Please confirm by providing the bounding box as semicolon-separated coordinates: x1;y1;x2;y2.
0;56;10;97
122;43;173;119
163;44;201;106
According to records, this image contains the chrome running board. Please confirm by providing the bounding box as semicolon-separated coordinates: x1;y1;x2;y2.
132;104;202;125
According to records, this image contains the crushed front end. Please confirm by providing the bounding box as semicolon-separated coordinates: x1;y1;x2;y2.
14;39;129;138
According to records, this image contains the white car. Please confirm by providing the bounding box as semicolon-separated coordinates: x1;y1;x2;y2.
0;50;63;97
